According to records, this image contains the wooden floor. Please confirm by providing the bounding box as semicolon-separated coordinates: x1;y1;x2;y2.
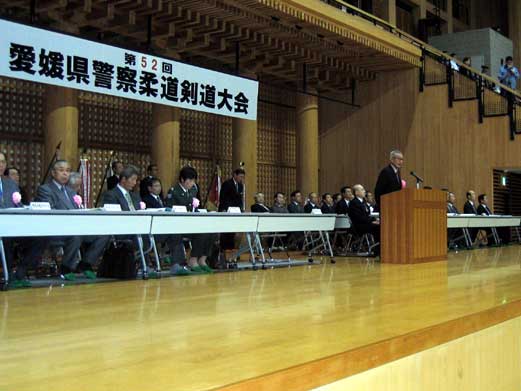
2;246;521;391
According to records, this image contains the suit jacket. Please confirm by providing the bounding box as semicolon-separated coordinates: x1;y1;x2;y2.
463;200;478;214
251;203;270;213
35;181;79;210
102;187;141;211
218;178;244;212
165;183;198;210
374;164;402;207
335;199;350;215
321;204;336;214
0;177;21;208
477;204;492;216
304;202;320;214
447;203;460;214
142;193;164;209
107;175;119;190
271;204;289;214
287;202;304;214
348;197;374;230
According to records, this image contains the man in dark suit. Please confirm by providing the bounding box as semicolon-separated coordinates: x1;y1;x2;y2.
463;190;478;214
287;190;305;213
348;184;380;246
447;192;460;214
304;192;320;213
35;160;109;281
218;168;246;258
218;168;245;212
335;186;353;215
139;163;160;198
107;161;123;190
477;194;492;216
0;153;41;287
251;193;271;213
142;177;165;209
374;150;404;209
5;166;29;204
271;192;288;214
321;193;336;214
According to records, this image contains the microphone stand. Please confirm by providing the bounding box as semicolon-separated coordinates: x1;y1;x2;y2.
40;141;61;185
94;150;115;207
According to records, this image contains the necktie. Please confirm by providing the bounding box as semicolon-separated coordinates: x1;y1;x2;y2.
0;179;3;207
124;192;136;211
156;196;163;207
61;186;74;209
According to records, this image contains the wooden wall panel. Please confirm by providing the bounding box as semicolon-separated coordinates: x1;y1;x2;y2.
0;77;44;199
319;68;515;210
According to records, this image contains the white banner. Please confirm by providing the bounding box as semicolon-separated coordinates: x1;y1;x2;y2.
0;19;259;120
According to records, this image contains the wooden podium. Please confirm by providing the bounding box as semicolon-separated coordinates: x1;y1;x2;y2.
380;188;447;264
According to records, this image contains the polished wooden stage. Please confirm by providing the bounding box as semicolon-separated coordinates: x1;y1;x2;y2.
2;246;521;391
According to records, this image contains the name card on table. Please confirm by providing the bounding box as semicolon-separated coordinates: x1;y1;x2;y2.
311;209;323;215
29;202;51;210
172;206;188;213
227;207;242;214
197;209;208;213
103;204;122;212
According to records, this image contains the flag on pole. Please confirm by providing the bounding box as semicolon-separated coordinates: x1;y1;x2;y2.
206;165;221;211
79;158;92;208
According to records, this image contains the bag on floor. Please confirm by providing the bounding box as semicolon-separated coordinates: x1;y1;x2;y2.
97;242;137;279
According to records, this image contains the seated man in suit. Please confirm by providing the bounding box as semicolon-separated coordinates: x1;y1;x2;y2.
251;193;270;213
320;193;336;214
447;192;460;214
142;177;165;208
218;168;245;262
166;166;215;273
271;192;288;214
35;160;109;281
375;150;404;210
304;192;320;213
287;190;305;213
335;186;353;215
107;161;123;190
5;166;29;204
348;184;380;248
463;190;478;214
139;163;160;198
463;190;479;242
365;191;376;214
0;153;40;287
477;194;492;216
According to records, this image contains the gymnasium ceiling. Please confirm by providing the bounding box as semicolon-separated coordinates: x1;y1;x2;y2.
1;0;421;92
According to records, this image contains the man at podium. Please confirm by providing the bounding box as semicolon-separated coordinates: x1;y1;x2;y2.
374;150;404;210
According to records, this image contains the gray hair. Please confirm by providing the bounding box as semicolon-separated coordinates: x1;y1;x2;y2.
68;171;82;185
390;150;403;160
254;192;264;202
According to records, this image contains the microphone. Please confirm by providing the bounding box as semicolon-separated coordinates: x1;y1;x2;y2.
410;171;424;183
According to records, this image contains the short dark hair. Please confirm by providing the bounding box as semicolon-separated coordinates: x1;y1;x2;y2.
466;191;473;199
147;164;157;172
290;190;301;198
274;192;284;199
506;56;513;62
340;186;351;194
322;192;331;200
119;165;139;181
233;168;246;176
424;186;433;190
5;166;19;176
179;166;198;181
147;177;161;188
478;194;487;203
111;161;122;170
